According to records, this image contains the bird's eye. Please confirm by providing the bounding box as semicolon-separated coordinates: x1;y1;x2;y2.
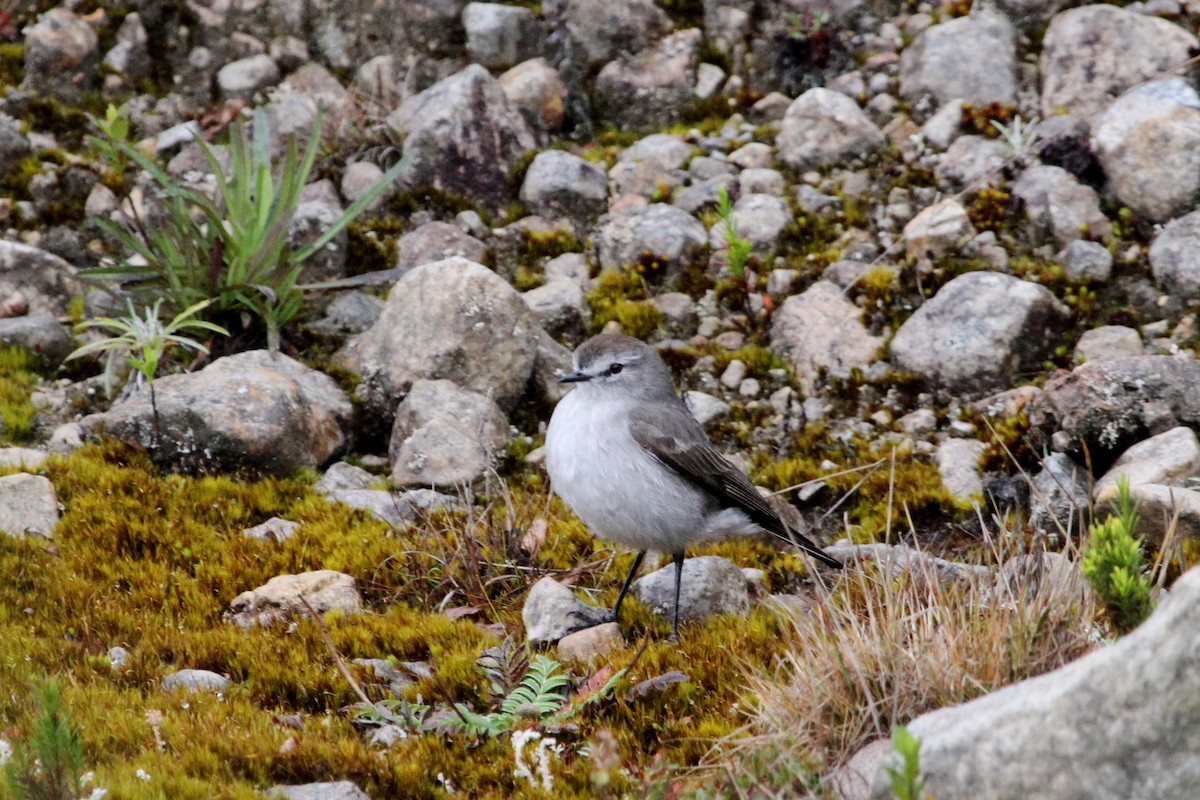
608;362;623;375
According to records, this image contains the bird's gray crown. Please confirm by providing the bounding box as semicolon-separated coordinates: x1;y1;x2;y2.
568;333;677;400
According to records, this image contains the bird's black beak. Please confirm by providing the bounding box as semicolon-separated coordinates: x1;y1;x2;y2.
559;371;591;384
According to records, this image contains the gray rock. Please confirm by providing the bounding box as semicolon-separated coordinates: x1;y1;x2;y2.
683;391;730;427
339;162;388;210
352;658;430;696
935;135;1011;191
990;550;1091;610
551;0;669;69
523;576;610;643
593;204;708;282
1057;239;1112;282
1034;356;1200;459
268;782;370;800
48;422;84;454
650;292;696;336
522;278;588;338
242;517;302;542
594;29;700;130
288;185;347;283
107;646;129;669
227;570;363;628
890;271;1070;393
22;9;98;102
1040;4;1198;120
530;329;574;405
98;350;351;476
903;198;976;260
771;280;885;394
543;252;589;287
979;0;1073;31
920;98;964;150
324;488;456;528
102;12;150;80
387;64;537;214
162;669;230;693
463;3;542;71
1074;326;1142;364
1012;165;1110;247
865;563;1200;800
688;156;735;181
776;88;886;170
310;292;385;338
497;58;568;134
719;193;791;253
0;115;30;171
1095;426;1200;495
632;556;750;624
674;174;737;215
694;62;726;100
0;240;82;317
936;439;986;502
345;257;541;415
1149;209;1200;302
0;473;58;539
738;168;785;196
557;622;623;665
217;54;281;101
0;447;48;469
268;64;352;144
608;134;692;198
899;10;1017;113
1097;482;1200;547
825;542;991;585
388;379;509;487
0;315;72;364
314;461;376;494
519;151;608;223
1093;80;1200;223
394;222;489;273
727;143;774;170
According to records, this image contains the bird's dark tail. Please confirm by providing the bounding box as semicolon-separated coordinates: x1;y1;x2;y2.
765;519;843;569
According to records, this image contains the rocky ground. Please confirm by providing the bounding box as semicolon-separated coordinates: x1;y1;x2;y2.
2;0;1200;798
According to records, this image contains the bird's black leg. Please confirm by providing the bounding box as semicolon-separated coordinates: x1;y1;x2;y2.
667;551;685;643
609;550;646;623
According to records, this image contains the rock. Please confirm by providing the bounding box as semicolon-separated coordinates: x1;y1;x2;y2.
162;669;230;693
1057;239;1112;283
557;622;623;665
631;556;750;624
309;292;384;339
902;198;976;260
0;240;82;317
1094;426;1200;495
865;564;1200;799
463;3;542;71
593;204;708;282
899;10;1017;113
608;133;692;197
98;351;351;476
1093;80;1200;223
352;658;429;696
1040;4;1198;120
498;58;568;134
394;222;489;273
776;88;886;170
324;488;456;528
937;439;986;502
770;280;884;394
314;461;376;494
339;162;388;210
683;391;730;427
346;258;541;417
1096;483;1200;547
519;151;608;223
694;62;725;100
830;738;893;800
388;379;509;487
530;329;573;405
387;64;537;214
935;135;1011;191
0;115;30;172
523;278;588;338
544;252;589;287
0;473;58;539
551;0;669;70
268;782;371;800
824;543;990;586
738;168;785;196
242;517;302;542
727;143;773;170
1074;325;1142;364
890;271;1070;393
720;193;791;253
227;570;363;628
674;174;737;215
217;54;281;101
649;292;697;336
0;315;72;364
991;551;1090;609
920;98;964;150
0;447;47;469
1149;209;1200;303
594;29;700;130
523;576;610;643
22;9;98;102
288;183;347;283
1012;165;1110;247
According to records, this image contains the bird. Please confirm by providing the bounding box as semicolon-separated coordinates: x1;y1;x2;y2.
544;332;842;641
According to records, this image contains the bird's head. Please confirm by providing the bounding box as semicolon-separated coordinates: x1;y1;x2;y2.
559;333;676;401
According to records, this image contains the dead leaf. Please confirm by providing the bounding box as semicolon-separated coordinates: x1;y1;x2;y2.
521;518;548;555
278;736;299;754
625;670;689;701
574;665;615;701
442;606;480;621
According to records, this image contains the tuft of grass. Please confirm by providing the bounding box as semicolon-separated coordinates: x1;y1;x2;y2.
0;346;40;444
3;676;87;800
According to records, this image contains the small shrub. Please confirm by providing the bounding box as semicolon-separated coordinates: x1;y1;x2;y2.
886;726;926;800
1081;476;1154;632
3;677;88;800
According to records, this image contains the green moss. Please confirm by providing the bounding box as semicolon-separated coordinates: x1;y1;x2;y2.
0;346;39;443
585;268;664;338
0;42;23;87
520;227;580;262
345;218;403;276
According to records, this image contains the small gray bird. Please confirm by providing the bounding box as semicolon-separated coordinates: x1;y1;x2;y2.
545;333;841;640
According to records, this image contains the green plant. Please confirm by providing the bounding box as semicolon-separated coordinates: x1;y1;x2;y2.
1081;476;1154;632
66;298;228;445
3;677;88;800
716;185;752;281
88;104;133;179
990;115;1040;160
886;726;926;800
85;107;405;351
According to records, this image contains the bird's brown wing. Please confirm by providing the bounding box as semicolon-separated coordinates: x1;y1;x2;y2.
628;402;842;568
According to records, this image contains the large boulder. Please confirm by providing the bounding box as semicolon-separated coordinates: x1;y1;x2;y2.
1011;165;1110;247
593;29;700;130
899;10;1017;113
0;240;82;317
770;281;884;394
344;257;542;417
519;150;608;223
776;88;885;170
387;64;537;215
96;350;352;475
890;271;1069;393
549;0;670;70
22;8;99;102
864;564;1200;800
1040;4;1198;120
593;204;708;282
388;379;509;487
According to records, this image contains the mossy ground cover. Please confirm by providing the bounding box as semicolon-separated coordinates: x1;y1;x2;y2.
0;442;840;798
